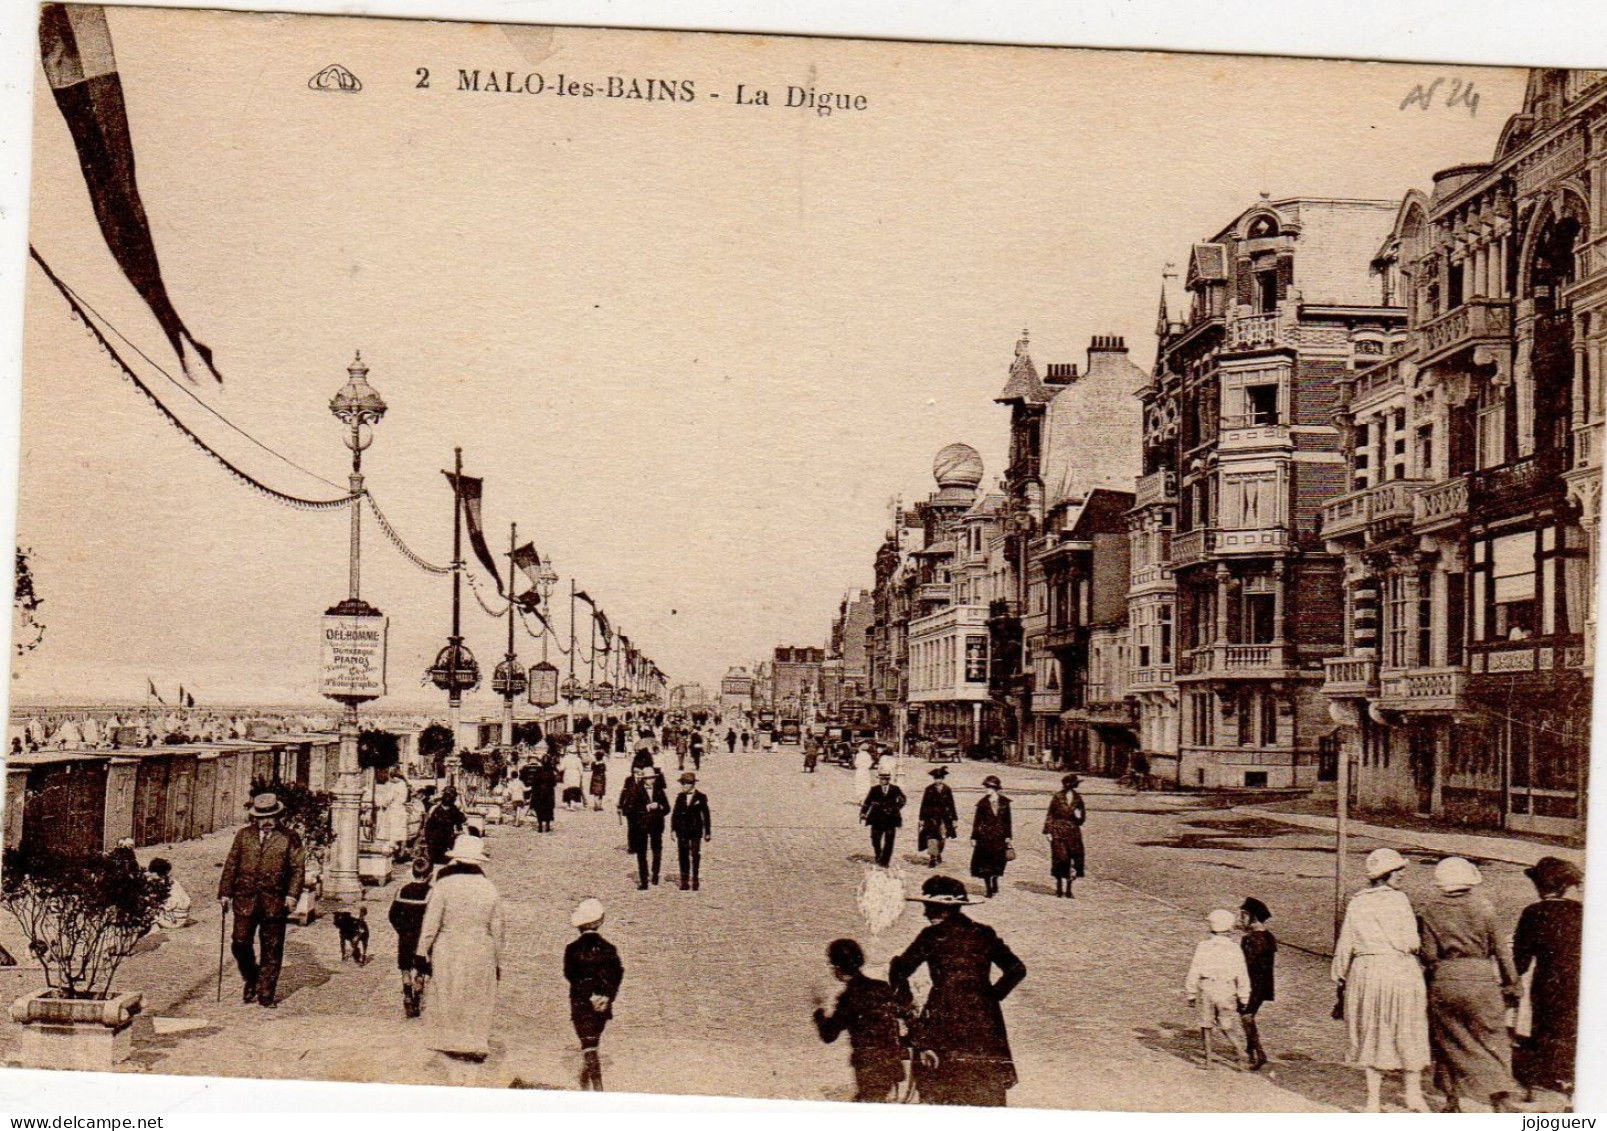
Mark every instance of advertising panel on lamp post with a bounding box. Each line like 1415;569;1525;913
320;612;388;700
529;662;560;708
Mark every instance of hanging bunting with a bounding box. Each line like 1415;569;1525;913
442;470;504;591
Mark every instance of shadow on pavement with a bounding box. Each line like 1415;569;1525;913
1133;1019;1366;1112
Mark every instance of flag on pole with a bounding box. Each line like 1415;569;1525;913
185;689;195;708
146;677;165;705
38;5;221;382
595;609;612;649
442;471;503;592
178;684;185;707
574;590;595;607
510;542;543;609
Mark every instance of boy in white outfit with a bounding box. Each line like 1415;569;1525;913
1186;908;1250;1070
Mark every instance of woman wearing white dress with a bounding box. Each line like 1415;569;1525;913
372;769;411;854
853;744;873;800
1332;847;1431;1112
417;834;505;1063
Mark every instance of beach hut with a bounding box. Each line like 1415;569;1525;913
9;752;110;860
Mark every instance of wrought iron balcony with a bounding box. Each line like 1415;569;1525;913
1467;451;1566;514
1415;298;1512;367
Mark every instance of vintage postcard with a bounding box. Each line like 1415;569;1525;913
1;1;1602;1115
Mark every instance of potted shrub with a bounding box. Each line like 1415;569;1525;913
250;779;333;923
2;848;168;1070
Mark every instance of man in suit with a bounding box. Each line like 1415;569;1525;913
618;756;669;889
859;770;906;868
670;771;713;890
218;792;306;1008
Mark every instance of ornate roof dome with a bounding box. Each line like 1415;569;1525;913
933;443;984;490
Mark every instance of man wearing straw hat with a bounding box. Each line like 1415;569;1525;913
217;792;305;1008
890;875;1026;1106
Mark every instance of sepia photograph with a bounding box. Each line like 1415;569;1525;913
0;0;1603;1117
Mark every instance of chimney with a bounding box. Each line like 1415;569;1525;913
1044;362;1079;386
1088;335;1127;353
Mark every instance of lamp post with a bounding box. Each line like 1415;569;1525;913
492;523;528;750
429;448;479;783
526;558;560;726
324;353;386;903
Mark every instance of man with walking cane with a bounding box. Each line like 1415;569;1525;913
218;792;305;1008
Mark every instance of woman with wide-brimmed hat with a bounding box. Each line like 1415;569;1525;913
969;775;1013;898
1418;857;1520;1111
1512;855;1584;1101
416;833;505;1062
889;875;1026;1106
1332;847;1431;1112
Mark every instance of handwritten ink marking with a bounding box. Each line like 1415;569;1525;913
308;63;362;93
1400;76;1477;116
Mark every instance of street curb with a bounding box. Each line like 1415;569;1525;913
1230;806;1584;869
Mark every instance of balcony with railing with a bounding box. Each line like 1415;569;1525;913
1214;526;1291;555
1219;415;1293;452
1467;450;1566;515
1344;354;1408;410
1178;642;1293;679
1376;666;1467;713
1323;480;1426;541
1170;528;1215;567
1134;469;1177;509
1413;476;1468;529
1224;312;1290;353
1415;298;1512;367
917;582;951;606
1322;656;1378;697
1130;563;1174;591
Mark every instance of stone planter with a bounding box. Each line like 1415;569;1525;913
10;988;142;1071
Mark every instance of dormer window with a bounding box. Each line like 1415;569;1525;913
1248;214;1279;239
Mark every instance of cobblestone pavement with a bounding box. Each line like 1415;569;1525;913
0;748;1567;1112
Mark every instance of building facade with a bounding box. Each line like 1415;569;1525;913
1323;70;1605;837
719;667;754;714
1146;197;1405;789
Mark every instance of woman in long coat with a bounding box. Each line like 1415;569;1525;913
530;757;558;832
1332;848;1431;1112
1512;856;1584;1100
969;775;1013;898
890;875;1026;1106
1041;773;1086;898
588;756;607;812
560;748;585;810
416;834;505;1060
1418;857;1519;1111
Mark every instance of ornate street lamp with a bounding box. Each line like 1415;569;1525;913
527;557;560;711
429;448;479;776
323;353;387;902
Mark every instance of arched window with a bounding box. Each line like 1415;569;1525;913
1247;214;1280;239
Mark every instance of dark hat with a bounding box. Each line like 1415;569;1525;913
679;772;697;784
1062;773;1081;788
246;792;284;818
411;855;434;877
928;767;948;778
632;751;654;770
1240;897;1271;923
907;875;975;906
982;775;1003;790
1525;856;1582;894
826;938;865;973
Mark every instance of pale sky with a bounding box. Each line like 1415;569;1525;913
12;7;1527;707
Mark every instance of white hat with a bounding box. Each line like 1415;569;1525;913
447;833;490;865
570;898;606;929
1365;847;1408;880
1434;857;1482;892
1207;909;1236;933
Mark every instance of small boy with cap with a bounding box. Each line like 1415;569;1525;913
670;771;713;891
1186;909;1252;1070
1237;897;1276;1070
564;898;624;1091
388;855;434;1018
